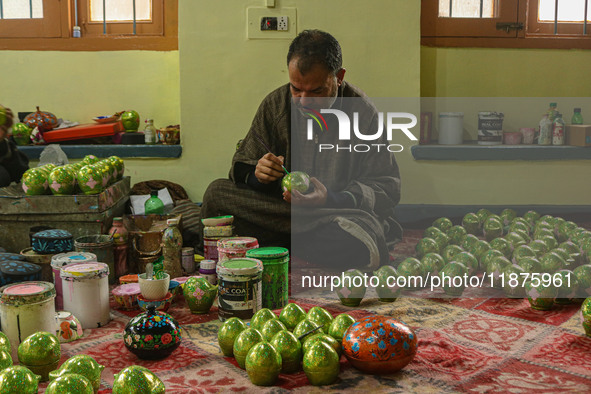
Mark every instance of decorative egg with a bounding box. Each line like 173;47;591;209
261;318;287;342
183;276;217;314
82;155;100;166
49;354;104;393
525;279;558;311
581;297;591;337
112;365;165;394
245;342;282;386
454;252;479;275
396;257;424;291
502;264;526;298
108;156;125;180
233;328;263;369
306;306;333;329
124;306;182;360
335;269;366;306
432;217;453;233
517;257;542;274
21;168;49;196
76;165;104;195
0;349;13;369
421;253;445;276
48;166;76;195
278;303;306;331
270;330;302;373
217;317;246;357
121;110;140;132
17;332;61;381
23;106;58;132
343;316;417;374
374;265;400;302
0;332;11;353
554;269;578;304
446;225;467;245
250;308;277;332
11;122;32;146
303;341;340;386
439;262;468;296
415;238;439;259
540;251;566;273
328;313;356;342
574;265;591;298
0;365;41;394
302;333;342;357
293;319;323;341
45;373;93;394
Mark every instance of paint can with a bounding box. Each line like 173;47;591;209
204;237;221;262
216;257;263;322
61;262;110;329
0;281;56;359
478;112;504;145
217;237;259;262
51;252;97;310
203;225;234;238
181;247;196;274
74;235;115;284
246;247;289;310
438;112;464;145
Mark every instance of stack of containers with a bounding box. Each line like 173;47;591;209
50;252;97;310
202;215;235;262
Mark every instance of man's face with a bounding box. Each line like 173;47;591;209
288;58;344;111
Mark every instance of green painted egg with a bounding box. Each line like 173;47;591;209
270;330;302;373
502;264;526;298
480;249;505;271
415;237;439;259
0;350;12;370
245;342;282;386
77;165;104;195
489;237;513;259
374;265;400;302
453;251;478;275
293;319;323;342
48;166;76;195
540;251;566;273
112;365;165;394
517;256;542;274
462;213;480;235
217;317;246;357
302;333;342;357
439;262;468;296
442;244;464;264
302;341;340;386
334;269;366;307
554;269;578;304
582;297;591;337
17;332;60;380
306;306;333;330
446;225;467;245
250;308;277;332
108;156;125;180
0;332;11;353
233;328;264;369
45;373;93;394
470;240;491;263
0;365;41;394
423;226;443;240
281;171;310;194
512;245;536;264
261;318;287;342
278;303;307;331
49;354;105;392
483;217;503;241
525;278;558;311
432;217;453;233
328;313;356;342
574;265;591;298
82;155;100;165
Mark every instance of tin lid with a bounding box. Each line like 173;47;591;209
33;229;73;240
112;283;141;296
0;253;25;263
246;247;289;259
217;258;263;276
439;112;463;117
51;252;97;269
181;247;195;256
61;262;109;279
201;215;234;227
200;260;216;270
217;237;259;251
0;261;42;277
1;282;56;306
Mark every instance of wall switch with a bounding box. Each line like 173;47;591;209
261;17;278;30
278;16;288;31
247;7;296;39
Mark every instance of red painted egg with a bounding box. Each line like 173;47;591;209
342;316;417;374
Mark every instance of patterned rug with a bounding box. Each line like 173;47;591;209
41;229;591;393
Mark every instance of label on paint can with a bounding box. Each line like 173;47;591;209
478;112;504;145
216;258;263;321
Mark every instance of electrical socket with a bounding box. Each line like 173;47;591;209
278;16;288;31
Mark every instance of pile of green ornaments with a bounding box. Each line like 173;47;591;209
21;154;125;196
0;331;164;393
396;209;591;308
217;304;356;387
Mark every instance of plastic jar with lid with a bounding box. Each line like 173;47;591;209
438;112;464;145
199;260;217;285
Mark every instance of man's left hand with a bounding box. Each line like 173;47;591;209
283;177;327;207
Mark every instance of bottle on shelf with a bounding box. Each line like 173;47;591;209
144;190;164;215
547;102;558;122
162;218;183;279
143;119;156;145
552;113;565;145
538;114;553;146
572;108;584;125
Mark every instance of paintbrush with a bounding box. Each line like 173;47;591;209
251;131;289;175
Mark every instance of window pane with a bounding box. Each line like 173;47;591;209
90;0;151;22
439;0;495;18
2;0;43;19
539;0;588;22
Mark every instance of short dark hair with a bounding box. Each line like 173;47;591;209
287;29;342;75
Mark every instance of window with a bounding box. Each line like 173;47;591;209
0;0;177;51
422;0;591;49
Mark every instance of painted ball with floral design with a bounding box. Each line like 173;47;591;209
76;165;104;195
108;156;125;180
123;306;182;360
21;168;49;196
48;166;76;195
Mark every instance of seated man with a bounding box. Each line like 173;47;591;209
0;105;29;188
202;30;402;270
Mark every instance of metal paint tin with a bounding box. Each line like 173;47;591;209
51;252;97;310
74;235;115;284
199;260;217;285
181;247;196;274
217;237;259;262
246;247;289;310
216;258;263;322
61;262;110;329
204;237;222;262
203;225;234;238
478;112;504;145
0;281;56;359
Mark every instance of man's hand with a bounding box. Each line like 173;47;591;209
283;177;327;207
255;153;285;184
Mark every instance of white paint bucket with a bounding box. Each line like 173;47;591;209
0;281;56;360
438;112;464;145
216;257;263;322
51;252;97;311
61;262;110;329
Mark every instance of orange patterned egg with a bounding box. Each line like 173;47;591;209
342;315;417;374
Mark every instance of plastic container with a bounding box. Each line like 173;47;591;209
61;262;110;329
246;247;289;310
478;112;504;145
181;247;196;274
0;282;56;359
539;114;553;145
503;132;522;145
74;235;115;284
217;237;259;262
520;128;536;144
51;252;97;310
199;260;217;285
438;112;464;145
216;257;263;321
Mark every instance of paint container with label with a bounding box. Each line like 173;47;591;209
203;226;234;238
51;252;97;310
478;112;504;145
199;260;217;285
181;247;196;274
0;281;56;359
216;257;263;322
246;247;289;310
61;262;110;329
217;237;259;262
203;237;222;262
438;112;464;145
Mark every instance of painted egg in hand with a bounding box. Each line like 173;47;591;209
342;316;417;374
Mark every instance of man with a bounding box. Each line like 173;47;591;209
0;105;29;188
202;30;401;270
